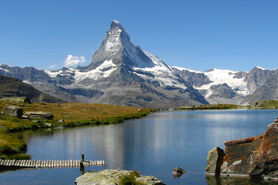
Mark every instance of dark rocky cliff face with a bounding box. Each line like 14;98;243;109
206;117;278;180
245;74;278;104
0;76;64;103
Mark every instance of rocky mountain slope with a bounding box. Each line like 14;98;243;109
0;20;277;107
0;76;64;103
0;21;207;108
173;66;278;104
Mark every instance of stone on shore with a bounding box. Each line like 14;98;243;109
3;105;23;118
75;169;165;185
25;111;54;120
205;147;225;175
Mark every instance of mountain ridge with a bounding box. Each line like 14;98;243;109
0;75;65;103
0;20;277;107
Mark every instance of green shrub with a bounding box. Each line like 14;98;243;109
0;145;14;155
0;153;31;160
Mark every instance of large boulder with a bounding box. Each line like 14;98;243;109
3;105;23;118
25;111;53;120
75;169;165;185
205;147;225;176
206;117;278;180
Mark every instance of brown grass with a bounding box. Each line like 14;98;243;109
0;101;150;123
0;100;152;159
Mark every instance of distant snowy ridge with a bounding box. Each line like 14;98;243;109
197;69;249;97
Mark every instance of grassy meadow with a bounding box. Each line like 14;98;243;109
0;100;151;159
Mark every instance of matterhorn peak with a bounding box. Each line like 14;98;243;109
110;19;121;27
110;20;127;33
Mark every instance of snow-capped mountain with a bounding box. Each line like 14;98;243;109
173;66;278;104
0;20;207;108
0;20;277;107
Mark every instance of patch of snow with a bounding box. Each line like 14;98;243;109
74;59;117;81
112;19;120;24
0;67;10;73
172;66;203;73
143;50;169;68
23;80;31;84
133;51;188;89
255;66;265;70
196;69;249;97
45;70;63;78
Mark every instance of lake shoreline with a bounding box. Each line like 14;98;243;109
0;100;153;160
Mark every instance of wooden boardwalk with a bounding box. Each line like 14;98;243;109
0;159;104;168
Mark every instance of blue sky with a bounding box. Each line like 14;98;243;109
0;0;278;71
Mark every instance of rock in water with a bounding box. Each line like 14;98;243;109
206;117;278;180
173;167;185;178
75;169;165;185
205;147;225;176
3;105;23;118
25;111;54;120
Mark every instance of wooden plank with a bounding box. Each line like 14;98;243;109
38;160;42;168
18;160;22;167
43;160;46;167
28;160;31;167
11;160;15;166
31;160;35;167
14;160;19;166
8;160;11;166
35;160;39;168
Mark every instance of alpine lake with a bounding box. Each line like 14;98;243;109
1;109;278;185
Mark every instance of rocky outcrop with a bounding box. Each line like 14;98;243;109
75;169;165;185
25;111;54;120
206;147;225;176
3;105;23;118
206;117;278;180
0;76;65;103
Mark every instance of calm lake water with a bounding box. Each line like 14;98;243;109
1;110;278;185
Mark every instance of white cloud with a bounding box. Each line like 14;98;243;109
64;55;86;68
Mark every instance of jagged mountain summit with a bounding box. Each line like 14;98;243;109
0;20;207;108
0;20;277;107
